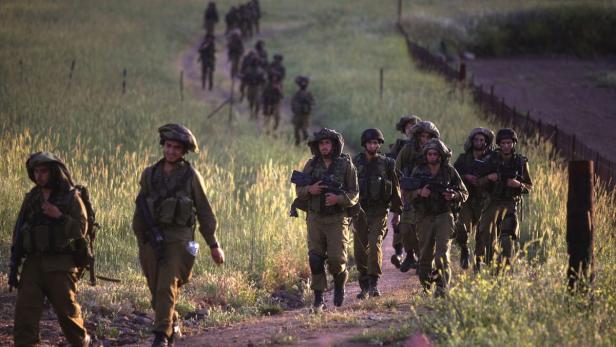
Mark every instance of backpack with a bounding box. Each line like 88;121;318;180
73;185;100;285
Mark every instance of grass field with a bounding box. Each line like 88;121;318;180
1;0;615;345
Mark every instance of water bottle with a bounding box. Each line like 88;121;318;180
186;241;200;256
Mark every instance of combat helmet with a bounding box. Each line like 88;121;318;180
295;75;309;87
495;128;518;145
423;138;452;163
360;128;385;147
158;123;199;153
395;114;422;134
411;120;440;139
26;151;74;185
308;128;345;157
463;127;495;152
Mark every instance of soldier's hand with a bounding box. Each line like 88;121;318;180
308;181;326;195
443;190;455;201
507;178;522;188
391;213;400;227
465;174;478;186
42;201;63;219
324;193;340;206
487;173;499;182
419;186;431;198
211;247;225;265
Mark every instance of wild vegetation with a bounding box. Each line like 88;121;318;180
1;0;615;345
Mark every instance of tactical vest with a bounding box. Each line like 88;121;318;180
144;160;196;228
412;164;458;216
387;138;408;160
21;188;77;255
485;152;528;200
292;91;313;114
305;155;349;215
354;153;394;208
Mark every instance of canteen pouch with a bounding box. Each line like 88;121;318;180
157;197;177;225
174;196;195;226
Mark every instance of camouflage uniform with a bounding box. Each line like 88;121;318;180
255;40;268;68
133;124;219;346
226;29;243;78
203;2;219;36
267;54;286;83
352;129;402;298
452;127;494;269
225;6;239;34
409;139;468;296
11;152;90;347
387;115;421;267
251;0;261;33
197;35;216;91
395;121;440;272
291;76;315;146
261;73;283;130
295;128;359;309
476;129;532;270
241;60;266;118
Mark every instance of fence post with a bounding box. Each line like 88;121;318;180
567;160;594;293
572;135;577;161
538;119;542;137
458;63;466;82
180;70;184;101
554;125;558;149
68;59;76;81
122;69;127;94
379;68;384;100
19;59;24;81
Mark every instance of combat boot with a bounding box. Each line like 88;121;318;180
460;246;470;270
368;275;381;297
333;271;347;307
312;290;324;313
356;276;370;300
390;244;403;268
473;256;482;273
399;252;417;273
167;322;182;347
151;333;169;347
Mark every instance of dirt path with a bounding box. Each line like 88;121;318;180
466;56;616;162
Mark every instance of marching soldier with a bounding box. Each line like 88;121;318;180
203;2;219;36
261;71;284;131
226;29;244;78
197;34;216;91
133;124;224;347
291;76;315;146
267;54;286;83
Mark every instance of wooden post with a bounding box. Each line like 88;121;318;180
180;70;184;101
379;68;384;100
122;69;127;94
554;125;559;149
69;59;76;81
567;160;594;293
538;119;542;137
19;59;24;81
572;135;577;161
458;63;466;82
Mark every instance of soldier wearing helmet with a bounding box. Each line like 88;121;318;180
452;127;495;269
291;76;315;146
294;128;359;311
267;54;286;82
203;2;219;36
409;139;468;297
352;128;402;299
394;120;440;273
255;40;268;68
197;33;216;91
475;128;532;272
11;152;91;346
387;114;422;268
226;28;244;78
133;124;223;347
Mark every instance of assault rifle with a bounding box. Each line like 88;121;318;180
8;206;26;292
136;193;165;259
400;174;455;195
472;159;528;197
289;170;360;217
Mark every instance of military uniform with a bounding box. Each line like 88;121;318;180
395;120;440;272
295;128;359;309
203;2;219;35
197;35;216;91
133;124;220;346
409;140;468;295
226;29;243;78
291;76;315;146
241;62;266;118
352;129;402;298
452;127;494;269
11;152;90;347
255;41;268;69
267;55;286;83
261;74;283;130
476;129;532;269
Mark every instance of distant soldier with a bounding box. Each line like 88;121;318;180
452;127;494;269
251;0;261;33
387;115;421;268
261;72;284;131
409;139;468;297
225;6;239;34
238;4;253;39
10;152;91;347
395;121;440;273
240;57;266;118
255;40;268;68
294;128;359;311
291;76;315;146
197;34;216;91
267;54;286;83
226;29;244;78
476;128;532;272
133;124;224;347
239;50;259;99
353;129;402;299
203;2;219;36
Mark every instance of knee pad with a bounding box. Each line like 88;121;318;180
308;252;325;275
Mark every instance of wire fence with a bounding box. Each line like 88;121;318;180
397;23;615;190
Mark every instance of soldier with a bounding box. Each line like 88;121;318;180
9;152;91;346
295;128;359;311
409;139;468;297
475;128;532;272
255;40;268;68
352;129;402;299
452;128;495;269
251;0;261;34
291;76;315;146
261;72;284;131
133;124;224;347
197;34;216;91
239;4;253;39
225;6;239;34
387;115;421;268
239;50;259;100
203;2;219;36
226;29;244;78
267;54;286;83
395;121;440;273
240;57;266;119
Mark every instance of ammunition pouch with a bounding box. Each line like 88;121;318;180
151;195;195;227
71;237;92;268
22;222;72;255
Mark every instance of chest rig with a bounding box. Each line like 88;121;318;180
305;155;349;215
354;153;393;208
